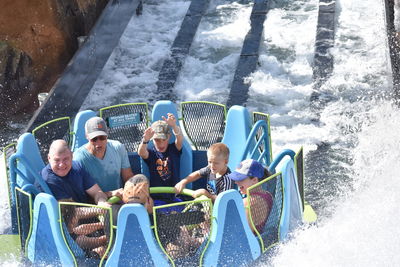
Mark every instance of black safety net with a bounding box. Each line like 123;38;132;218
100;103;148;153
32;117;72;164
154;199;212;266
180;102;226;150
15;188;33;253
248;173;283;251
253;112;270;125
59;203;113;264
295;147;304;210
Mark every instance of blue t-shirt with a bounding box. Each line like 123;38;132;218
41;161;96;203
144;143;182;187
73;140;131;192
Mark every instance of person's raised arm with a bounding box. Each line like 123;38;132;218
138;127;154;159
86;184;110;207
174;171;201;194
163;113;183;151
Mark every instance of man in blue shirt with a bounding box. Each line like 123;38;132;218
42;139;112;205
42;139;119;258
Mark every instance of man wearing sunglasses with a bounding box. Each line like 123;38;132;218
74;117;134;193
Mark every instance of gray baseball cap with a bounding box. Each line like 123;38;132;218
85;117;108;140
151;120;170;140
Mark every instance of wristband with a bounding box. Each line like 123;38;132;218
172;127;181;136
142;139;150;144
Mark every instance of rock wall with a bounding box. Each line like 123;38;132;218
0;0;108;117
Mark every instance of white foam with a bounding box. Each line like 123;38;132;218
269;102;400;266
265;0;394;265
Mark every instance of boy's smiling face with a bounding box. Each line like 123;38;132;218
153;137;170;152
207;152;228;175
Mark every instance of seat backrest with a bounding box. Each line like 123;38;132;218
27;193;75;266
150;100;193;179
106;204;170;266
71;110;96;151
222;105;251;170
15;133;45;183
201;190;261;266
9;133;49;199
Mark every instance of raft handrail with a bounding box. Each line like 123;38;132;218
267;149;296;173
240;120;273;166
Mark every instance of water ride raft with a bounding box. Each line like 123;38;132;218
1;100;317;266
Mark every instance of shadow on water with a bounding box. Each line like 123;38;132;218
304;141;356;218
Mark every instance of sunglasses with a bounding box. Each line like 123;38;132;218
90;136;107;142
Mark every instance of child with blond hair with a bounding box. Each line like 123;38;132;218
174;143;234;201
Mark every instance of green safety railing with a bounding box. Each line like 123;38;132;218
247;172;284;252
59;202;114;267
32;117;73;163
15;187;33;256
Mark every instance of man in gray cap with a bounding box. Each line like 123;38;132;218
74;116;134;192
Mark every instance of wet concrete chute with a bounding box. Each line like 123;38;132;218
25;0;142;133
226;0;270;108
156;0;211;102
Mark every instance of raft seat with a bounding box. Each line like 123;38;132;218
9;133;52;200
201;190;261;266
71;110;97;151
142;101;193;183
27;194;76;266
222;105;252;171
106;204;170;266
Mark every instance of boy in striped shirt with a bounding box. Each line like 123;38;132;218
174;143;234;201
